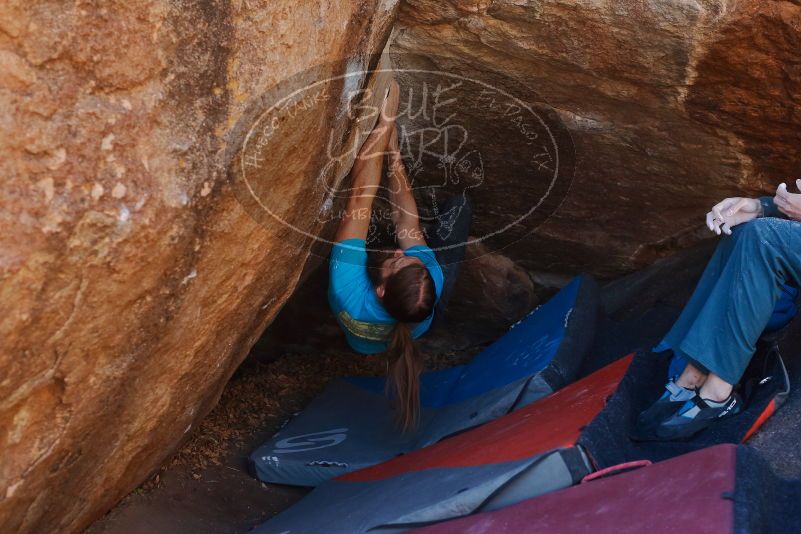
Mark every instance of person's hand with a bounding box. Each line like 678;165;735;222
387;123;401;170
386;125;404;196
773;181;801;221
706;197;761;235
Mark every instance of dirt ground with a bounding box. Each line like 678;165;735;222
87;346;475;534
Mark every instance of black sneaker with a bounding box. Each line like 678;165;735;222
650;393;742;441
629;379;697;441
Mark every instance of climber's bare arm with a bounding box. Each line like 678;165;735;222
387;128;426;249
333;157;380;242
334;82;399;242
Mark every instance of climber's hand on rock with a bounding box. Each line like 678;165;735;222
705;197;761;236
773;181;801;221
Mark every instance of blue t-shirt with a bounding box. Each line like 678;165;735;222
328;238;444;354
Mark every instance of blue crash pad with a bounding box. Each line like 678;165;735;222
249;275;599;487
252;355;631;534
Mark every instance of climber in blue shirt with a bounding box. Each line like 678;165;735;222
328;79;471;431
634;182;801;441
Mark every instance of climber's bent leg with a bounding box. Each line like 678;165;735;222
660;230;740;368
677;218;801;386
424;194;473;322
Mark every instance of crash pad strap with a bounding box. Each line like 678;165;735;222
581;460;652;484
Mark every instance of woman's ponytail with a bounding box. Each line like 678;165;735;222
386;322;424;431
380;262;435;432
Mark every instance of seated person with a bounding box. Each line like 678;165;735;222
634;182;801;441
328;80;470;431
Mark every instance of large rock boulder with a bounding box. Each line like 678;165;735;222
392;0;801;277
4;0;801;530
0;1;398;532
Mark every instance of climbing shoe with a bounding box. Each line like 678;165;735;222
645;393;742;442
630;378;697;441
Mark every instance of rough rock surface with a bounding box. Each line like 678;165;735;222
5;0;801;531
392;0;801;277
442;241;540;344
0;1;398;532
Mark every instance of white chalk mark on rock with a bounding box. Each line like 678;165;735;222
91;183;105;202
111;183;127;199
101;133;115;151
181;269;197;286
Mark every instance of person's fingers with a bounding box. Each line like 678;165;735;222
774;193;790;214
777;199;799;220
722;220;733;235
711;213;724;235
380;80;400;123
388;124;399;151
712;205;726;233
796;179;801;193
708;198;740;233
777;182;789;199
